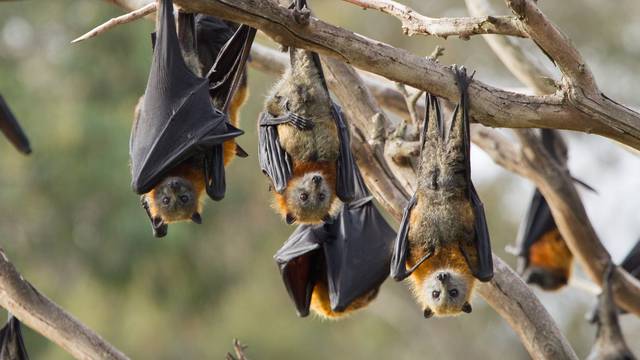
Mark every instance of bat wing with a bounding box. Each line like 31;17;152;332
621;238;640;278
206;25;256;111
332;104;356;203
274;224;325;317
390;195;419;281
0;316;29;360
129;0;242;196
0;95;31;154
323;166;395;312
453;66;494;282
258;112;294;193
194;15;238;74
467;184;494;282
513;189;557;273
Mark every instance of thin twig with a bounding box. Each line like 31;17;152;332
71;2;156;44
341;0;526;39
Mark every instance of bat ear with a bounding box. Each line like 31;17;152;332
286;213;297;225
462;302;472;314
191;212;202;224
423;307;434;319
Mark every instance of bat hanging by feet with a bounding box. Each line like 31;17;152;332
390;67;493;318
258;0;355;226
509;129;595;291
129;0;255;237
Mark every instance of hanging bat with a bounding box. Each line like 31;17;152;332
390;67;493;318
258;45;355;225
130;0;255;237
275;166;395;319
586;264;637;360
0;94;31;155
0;316;29;360
510;129;595;290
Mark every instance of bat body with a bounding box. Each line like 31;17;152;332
587;265;636;360
275;168;395;319
259;48;354;225
512;130;596;290
0;316;29;360
130;0;255;237
391;67;492;318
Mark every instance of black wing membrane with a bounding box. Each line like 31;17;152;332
324;167;394;311
129;0;252;199
0;95;31;155
274;225;324;317
621;238;640;278
0;316;29;360
258;112;293;193
332;104;356;203
453;67;493;282
513;189;557;272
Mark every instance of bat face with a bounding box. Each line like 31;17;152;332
278;171;335;224
420;270;473;317
148;176;202;224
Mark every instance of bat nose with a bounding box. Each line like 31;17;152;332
312;175;322;185
437;273;449;282
170;180;180;190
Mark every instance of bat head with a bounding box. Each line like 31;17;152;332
523;267;568;291
421;270;474;317
149;176;202;224
280;170;335;224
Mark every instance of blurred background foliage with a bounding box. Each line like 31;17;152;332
0;0;638;359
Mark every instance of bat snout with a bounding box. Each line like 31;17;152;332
169;180;181;191
312;175;322;185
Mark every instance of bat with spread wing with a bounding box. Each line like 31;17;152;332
130;0;255;237
390;67;493;318
0;316;29;360
274;166;395;319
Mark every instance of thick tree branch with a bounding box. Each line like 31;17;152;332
341;0;526;39
0;249;128;360
163;0;640;151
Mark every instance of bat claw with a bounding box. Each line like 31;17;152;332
292;7;311;25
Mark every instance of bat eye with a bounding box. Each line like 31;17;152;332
318;193;326;201
162;197;170;205
432;290;440;299
299;193;308;201
179;195;189;203
449;289;459;298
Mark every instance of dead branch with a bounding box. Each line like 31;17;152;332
0;249;129;360
72;2;156;44
160;0;640;151
341;0;526;39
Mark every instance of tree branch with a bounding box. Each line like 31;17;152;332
0;249;128;360
467;0;640;316
72;2;156;44
166;0;640;151
341;0;527;39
